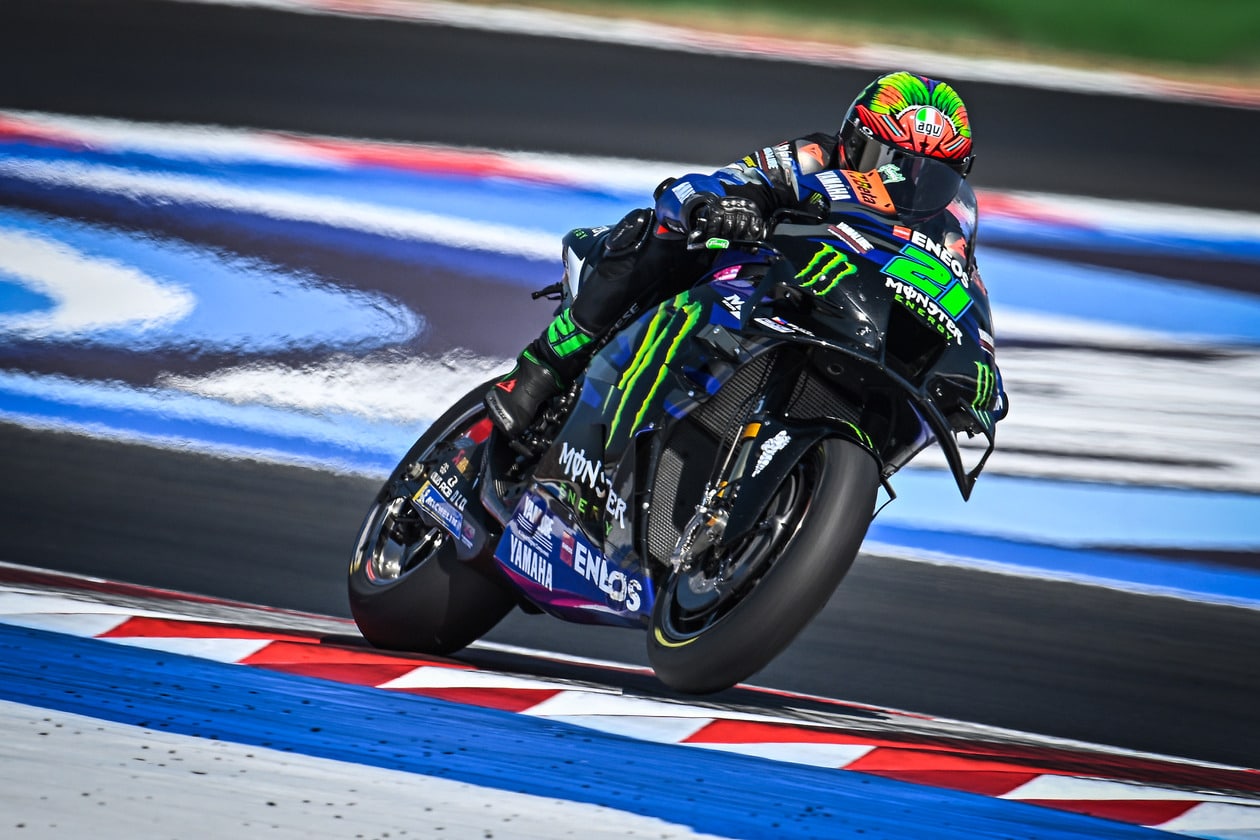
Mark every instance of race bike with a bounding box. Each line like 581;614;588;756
348;167;1003;694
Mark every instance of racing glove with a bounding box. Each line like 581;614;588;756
685;195;766;245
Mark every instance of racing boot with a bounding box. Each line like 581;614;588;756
485;309;596;437
487;208;658;437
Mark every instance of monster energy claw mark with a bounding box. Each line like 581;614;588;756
843;421;874;450
796;243;856;296
973;361;994;410
606;295;704;443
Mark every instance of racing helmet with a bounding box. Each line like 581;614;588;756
839;71;975;218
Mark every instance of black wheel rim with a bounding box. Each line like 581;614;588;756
657;448;819;643
355;496;451;584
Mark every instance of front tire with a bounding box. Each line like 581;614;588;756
647;437;878;694
348;379;515;655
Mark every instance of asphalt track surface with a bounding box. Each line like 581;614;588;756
5;0;1260;211
2;0;1260;770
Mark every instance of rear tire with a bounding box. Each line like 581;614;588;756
647;437;878;694
348;379;515;654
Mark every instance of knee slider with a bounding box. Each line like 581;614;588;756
604;208;654;258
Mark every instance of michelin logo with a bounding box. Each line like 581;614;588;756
419;484;462;535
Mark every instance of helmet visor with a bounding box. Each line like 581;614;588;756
845;129;967;218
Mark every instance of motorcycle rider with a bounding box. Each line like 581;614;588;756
485;70;1006;436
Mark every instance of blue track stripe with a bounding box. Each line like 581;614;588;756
870;525;1260;608
1;140;641;228
983;215;1260;261
0;178;559;291
981;247;1260;343
880;469;1260;551
0;624;1168;839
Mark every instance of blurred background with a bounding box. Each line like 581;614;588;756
523;0;1260;73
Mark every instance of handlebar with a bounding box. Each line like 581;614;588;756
684;206;827;253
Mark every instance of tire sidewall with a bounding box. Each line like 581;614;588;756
347;377;515;653
648;437;878;693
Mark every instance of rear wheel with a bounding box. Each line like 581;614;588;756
348;379;515;654
647;437;878;694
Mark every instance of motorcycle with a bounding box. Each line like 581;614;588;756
348;167;1002;694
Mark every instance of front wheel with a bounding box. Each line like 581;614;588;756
348;378;516;655
647;437;878;694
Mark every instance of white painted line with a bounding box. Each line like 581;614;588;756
690;741;878;769
379;664;577;690
542;714;715;743
862;542;1260;614
160;353;513;425
1003;774;1260;806
522;690;727;719
103;636;276;662
0;158;559;261
1155;801;1260;834
0;229;194;338
0;613;134;638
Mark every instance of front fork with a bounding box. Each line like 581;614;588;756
667;417;765;572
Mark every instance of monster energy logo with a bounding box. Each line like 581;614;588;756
973;361;995;411
795;243;856;296
605;295;704;444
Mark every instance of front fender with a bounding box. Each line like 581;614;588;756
722;418;879;547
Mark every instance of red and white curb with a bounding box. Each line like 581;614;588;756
2;572;1258;839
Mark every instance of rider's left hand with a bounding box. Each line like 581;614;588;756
686;195;766;244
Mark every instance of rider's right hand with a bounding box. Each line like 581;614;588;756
686;195;766;244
